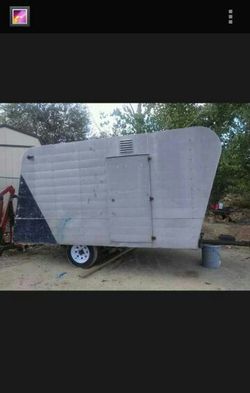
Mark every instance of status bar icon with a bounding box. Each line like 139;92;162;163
10;6;30;27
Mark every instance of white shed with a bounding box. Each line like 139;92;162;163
0;125;40;193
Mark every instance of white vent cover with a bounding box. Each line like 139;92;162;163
120;139;134;154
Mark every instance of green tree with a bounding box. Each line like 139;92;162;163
111;103;250;204
147;103;201;130
0;103;90;144
112;104;159;135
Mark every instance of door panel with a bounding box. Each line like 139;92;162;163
106;155;152;243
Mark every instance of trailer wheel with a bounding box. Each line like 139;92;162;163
66;245;98;268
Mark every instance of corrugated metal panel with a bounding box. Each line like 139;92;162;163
15;127;221;248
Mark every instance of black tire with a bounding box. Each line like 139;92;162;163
66;245;98;268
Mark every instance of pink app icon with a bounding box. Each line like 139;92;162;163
10;7;30;26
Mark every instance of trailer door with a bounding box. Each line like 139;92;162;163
106;155;153;243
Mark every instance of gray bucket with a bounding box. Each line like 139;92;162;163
201;244;221;269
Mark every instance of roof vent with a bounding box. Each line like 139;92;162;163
120;139;133;154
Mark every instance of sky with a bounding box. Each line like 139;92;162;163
86;103;137;135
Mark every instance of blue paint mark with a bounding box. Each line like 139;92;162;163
63;218;71;226
57;217;71;243
56;272;67;279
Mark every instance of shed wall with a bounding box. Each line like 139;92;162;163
0;126;40;192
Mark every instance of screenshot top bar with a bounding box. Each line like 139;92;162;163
0;4;248;33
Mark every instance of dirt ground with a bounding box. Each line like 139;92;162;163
0;220;249;291
202;219;250;242
0;241;249;291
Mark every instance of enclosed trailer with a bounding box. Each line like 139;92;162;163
14;127;221;267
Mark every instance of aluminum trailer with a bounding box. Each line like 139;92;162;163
14;127;221;267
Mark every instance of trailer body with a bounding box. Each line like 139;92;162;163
14;127;221;249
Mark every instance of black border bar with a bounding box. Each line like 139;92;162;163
0;3;248;33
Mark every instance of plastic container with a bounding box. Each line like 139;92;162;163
201;244;221;268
